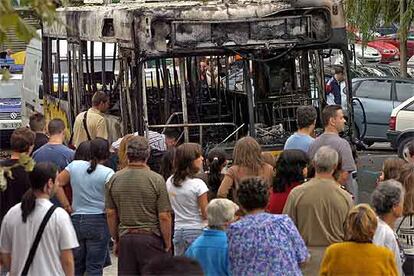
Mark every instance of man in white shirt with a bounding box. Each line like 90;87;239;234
0;162;79;276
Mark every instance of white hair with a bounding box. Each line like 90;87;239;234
207;199;239;229
313;146;339;173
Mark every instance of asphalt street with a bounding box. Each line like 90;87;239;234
357;142;397;203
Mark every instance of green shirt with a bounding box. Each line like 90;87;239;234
105;165;172;236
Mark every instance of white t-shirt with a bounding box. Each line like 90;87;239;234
373;217;403;275
0;199;79;276
166;176;208;230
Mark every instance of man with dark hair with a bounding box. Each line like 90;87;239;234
308;105;357;198
284;106;317;152
72;91;110;148
105;136;172;275
29;113;48;153
32;119;74;209
326;66;344;105
0;128;35;224
33;119;74;171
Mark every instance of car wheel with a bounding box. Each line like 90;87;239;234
398;136;414;159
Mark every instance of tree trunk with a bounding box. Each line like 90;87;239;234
400;0;408;78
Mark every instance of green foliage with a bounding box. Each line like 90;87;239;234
0;0;61;45
345;0;414;41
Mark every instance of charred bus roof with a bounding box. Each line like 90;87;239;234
44;0;347;57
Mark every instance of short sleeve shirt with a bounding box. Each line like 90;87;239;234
308;133;356;173
0;199;79;276
72;108;108;148
284;133;314;153
228;213;308;275
105;166;171;235
66;160;114;215
308;133;356;190
33;144;74;171
166;176;209;230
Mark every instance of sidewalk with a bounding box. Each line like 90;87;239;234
103;255;118;276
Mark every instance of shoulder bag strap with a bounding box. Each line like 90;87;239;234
21;205;57;276
396;215;408;234
83;111;92;141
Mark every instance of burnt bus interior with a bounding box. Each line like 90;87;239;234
42;2;352;150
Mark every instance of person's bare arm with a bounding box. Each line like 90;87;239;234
198;193;208;220
57;170;70;187
159;211;172;253
106;208;119;242
56;170;72;212
0;253;11;271
217;175;234;198
106;208;120;256
60;249;74;276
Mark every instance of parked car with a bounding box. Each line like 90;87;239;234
376;35;414;59
352;77;414;145
387;95;414;157
367;41;399;63
354;43;381;63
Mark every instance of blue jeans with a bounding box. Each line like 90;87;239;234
71;214;110;276
173;228;203;256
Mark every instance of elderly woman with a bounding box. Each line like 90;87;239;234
227;177;308;275
320;204;398;275
372;180;405;275
185;198;239;276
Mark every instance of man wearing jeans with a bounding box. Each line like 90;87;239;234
105;136;172;275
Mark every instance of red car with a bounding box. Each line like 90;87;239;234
367;40;399;63
375;35;414;59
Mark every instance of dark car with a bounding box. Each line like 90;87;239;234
352;77;414;145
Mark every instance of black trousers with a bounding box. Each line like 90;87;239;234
118;233;167;276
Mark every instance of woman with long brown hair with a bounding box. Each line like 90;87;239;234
166;143;209;256
217;136;273;201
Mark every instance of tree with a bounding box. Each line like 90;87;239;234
345;0;414;77
0;0;60;45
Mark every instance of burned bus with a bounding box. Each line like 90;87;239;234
37;0;353;153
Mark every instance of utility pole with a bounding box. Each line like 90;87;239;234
400;0;408;78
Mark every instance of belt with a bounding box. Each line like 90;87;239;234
125;228;153;235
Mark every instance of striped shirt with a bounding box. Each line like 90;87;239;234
111;131;166;151
105;164;172;236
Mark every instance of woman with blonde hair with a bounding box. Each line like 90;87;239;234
117;134;134;170
320;204;398;275
217;136;273;201
166;143;209;256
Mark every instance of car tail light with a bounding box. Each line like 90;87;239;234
389;116;396;131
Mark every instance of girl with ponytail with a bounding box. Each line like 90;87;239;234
57;137;115;275
21;162;58;222
198;149;227;200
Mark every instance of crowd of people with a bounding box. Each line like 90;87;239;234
1;91;414;275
